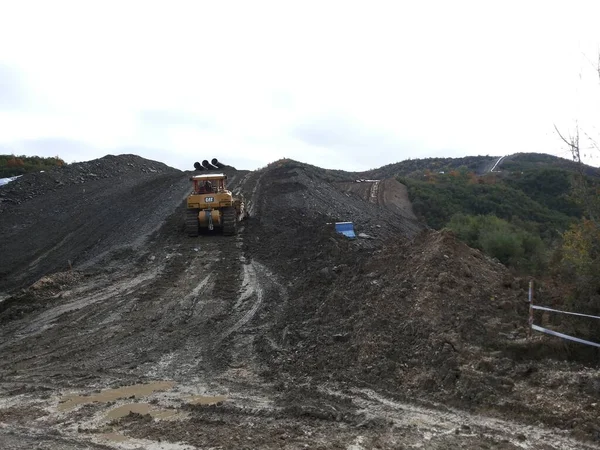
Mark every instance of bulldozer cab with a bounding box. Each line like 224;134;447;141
191;174;227;194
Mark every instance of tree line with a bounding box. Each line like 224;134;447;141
0;154;66;178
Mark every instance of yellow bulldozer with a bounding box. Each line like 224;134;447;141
185;172;244;236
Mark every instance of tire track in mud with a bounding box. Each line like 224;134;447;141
368;179;380;204
207;251;288;384
235;169;266;218
13;266;164;341
179;274;213;320
136;172;282;382
218;260;264;343
132;236;237;379
343;388;598;450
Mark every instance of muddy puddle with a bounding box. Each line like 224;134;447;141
106;402;179;420
59;381;176;411
187;394;227;405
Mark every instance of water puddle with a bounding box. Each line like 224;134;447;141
187;395;227;405
59;381;176;411
106;402;178;420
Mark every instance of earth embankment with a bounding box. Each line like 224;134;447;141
0;156;598;449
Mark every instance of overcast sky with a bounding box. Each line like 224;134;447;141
1;1;599;171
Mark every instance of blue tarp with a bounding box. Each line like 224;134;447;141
335;222;356;238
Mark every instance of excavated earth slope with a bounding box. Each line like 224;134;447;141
0;155;187;292
0;156;598;449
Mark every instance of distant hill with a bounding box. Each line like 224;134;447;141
500;153;600;177
360;155;499;179
388;153;598;236
353;152;599;273
360;152;600;180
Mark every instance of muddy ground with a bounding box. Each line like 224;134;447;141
0;156;598;449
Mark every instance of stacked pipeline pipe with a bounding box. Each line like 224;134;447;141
193;158;226;171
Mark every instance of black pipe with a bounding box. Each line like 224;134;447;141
211;158;225;169
202;160;219;170
194;162;206;171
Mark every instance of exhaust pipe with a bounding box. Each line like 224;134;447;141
211;158;225;169
194;161;206;171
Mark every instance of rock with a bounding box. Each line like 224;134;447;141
332;333;350;342
332;264;347;272
463;265;472;277
319;267;332;277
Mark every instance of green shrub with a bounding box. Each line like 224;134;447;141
479;227;524;266
446;213;547;273
401;174;574;238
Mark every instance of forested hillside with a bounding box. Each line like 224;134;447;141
387;153;599;275
0;154;65;178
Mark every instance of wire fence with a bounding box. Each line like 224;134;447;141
528;279;600;348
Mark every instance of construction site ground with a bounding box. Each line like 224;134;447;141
0;156;598;449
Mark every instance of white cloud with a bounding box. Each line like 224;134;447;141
0;0;599;170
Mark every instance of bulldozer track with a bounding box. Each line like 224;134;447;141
185;209;199;236
222;206;236;236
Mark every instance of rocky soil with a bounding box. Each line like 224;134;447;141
0;156;598;449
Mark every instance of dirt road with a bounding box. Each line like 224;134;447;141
0;157;598;449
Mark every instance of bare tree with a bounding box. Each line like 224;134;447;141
554;124;598;225
554;56;600;226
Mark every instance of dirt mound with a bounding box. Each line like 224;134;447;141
240;160;422;242
0;270;83;324
335;178;418;221
0;154;190;293
279;230;525;394
0;154;175;210
249;224;526;398
240;160;600;435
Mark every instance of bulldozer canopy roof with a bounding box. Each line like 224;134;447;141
191;173;226;180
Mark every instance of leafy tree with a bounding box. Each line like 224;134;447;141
505;169;583;217
562;219;600;277
400;173;574;237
